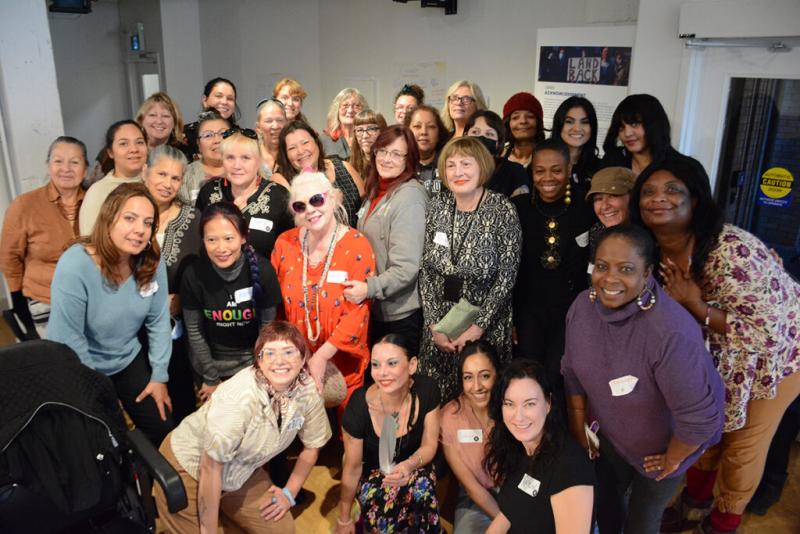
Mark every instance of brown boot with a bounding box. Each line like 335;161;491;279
660;488;713;533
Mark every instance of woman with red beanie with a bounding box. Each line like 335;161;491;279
502;92;545;168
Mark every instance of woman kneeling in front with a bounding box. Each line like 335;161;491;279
154;321;331;533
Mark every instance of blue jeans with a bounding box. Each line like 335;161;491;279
595;435;682;534
453;486;495;534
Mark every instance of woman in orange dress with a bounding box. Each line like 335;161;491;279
271;171;375;413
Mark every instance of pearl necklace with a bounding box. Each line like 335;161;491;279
301;223;339;342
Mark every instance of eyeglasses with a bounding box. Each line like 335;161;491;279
449;95;476;105
259;347;302;361
375;148;407;161
291;192;328;213
222;127;258;140
354;126;381;137
198;129;227;141
341;103;363;111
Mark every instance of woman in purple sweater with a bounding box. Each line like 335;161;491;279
562;224;725;534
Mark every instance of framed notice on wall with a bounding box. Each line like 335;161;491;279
534;26;636;153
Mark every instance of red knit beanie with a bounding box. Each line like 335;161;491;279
503;92;544;123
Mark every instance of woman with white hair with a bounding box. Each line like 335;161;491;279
255;98;288;178
321;88;369;161
271;172;376;413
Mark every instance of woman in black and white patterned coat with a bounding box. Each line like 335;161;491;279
419;137;521;402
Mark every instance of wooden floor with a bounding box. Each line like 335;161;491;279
1;322;797;532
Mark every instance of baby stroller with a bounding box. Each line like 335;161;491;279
0;340;187;533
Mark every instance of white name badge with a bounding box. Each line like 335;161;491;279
575;230;590;248
433;231;450;248
286;415;305;431
609;375;639;397
457;428;483;443
518;473;541;497
356;206;366;220
139;280;159;298
249;217;274;233
326;270;349;284
234;287;253;303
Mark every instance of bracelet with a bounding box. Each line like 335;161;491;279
337;517;354;526
281;487;296;507
704;304;712;327
414;453;423;467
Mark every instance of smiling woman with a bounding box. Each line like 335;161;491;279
49;183;174;446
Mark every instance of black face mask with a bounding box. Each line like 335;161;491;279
474;135;498;156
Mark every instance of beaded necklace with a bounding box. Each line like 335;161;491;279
301;223;339;342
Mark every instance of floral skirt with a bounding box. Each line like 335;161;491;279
358;466;442;533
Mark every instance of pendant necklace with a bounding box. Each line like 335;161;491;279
301;223;339;342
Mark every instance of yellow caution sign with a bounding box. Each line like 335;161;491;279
757;167;794;208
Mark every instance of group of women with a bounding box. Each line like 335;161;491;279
1;74;798;534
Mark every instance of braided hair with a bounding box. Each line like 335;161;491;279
200;202;263;303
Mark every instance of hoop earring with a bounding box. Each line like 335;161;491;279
588;287;597;302
636;285;656;311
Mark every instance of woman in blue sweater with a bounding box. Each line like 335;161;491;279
49;182;173;445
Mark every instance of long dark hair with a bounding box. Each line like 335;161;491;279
404;105;451;154
484;360;564;486
550;96;599;180
629;153;723;280
365;125;420;199
203;77;240;123
97;120;148;175
200;202;263;302
277;120;326;181
602;94;671;166
451;340;501;409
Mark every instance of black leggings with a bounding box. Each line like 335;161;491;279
109;347;175;445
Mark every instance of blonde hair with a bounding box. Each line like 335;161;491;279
437;136;496;189
135;92;185;143
289;172;348;225
326;88;369;138
441;80;487;132
220;131;261;159
273;78;308;100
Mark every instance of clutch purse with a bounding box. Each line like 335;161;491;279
433;298;480;340
322;361;347;408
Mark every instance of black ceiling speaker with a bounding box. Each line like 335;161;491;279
421;0;457;15
49;0;92;15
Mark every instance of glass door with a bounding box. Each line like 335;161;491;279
715;77;800;280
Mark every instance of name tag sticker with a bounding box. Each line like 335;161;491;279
326;270;349;284
434;231;450;248
575;231;590;248
249;217;274;233
457;429;483;443
139;280;158;298
609;375;639;397
234;287;253;303
286;416;305;431
518;473;541;497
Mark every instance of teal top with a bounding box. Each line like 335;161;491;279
48;244;171;382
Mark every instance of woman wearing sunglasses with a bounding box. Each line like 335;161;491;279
342;125;427;353
180;202;281;403
272;172;376;413
274;121;364;228
195;128;293;259
255;98;288;179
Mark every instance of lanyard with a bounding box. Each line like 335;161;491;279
449;188;485;267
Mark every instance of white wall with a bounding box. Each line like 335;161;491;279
317;0;639;125
160;0;205;121
0;1;64;195
49;0;129;162
197;0;323;130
